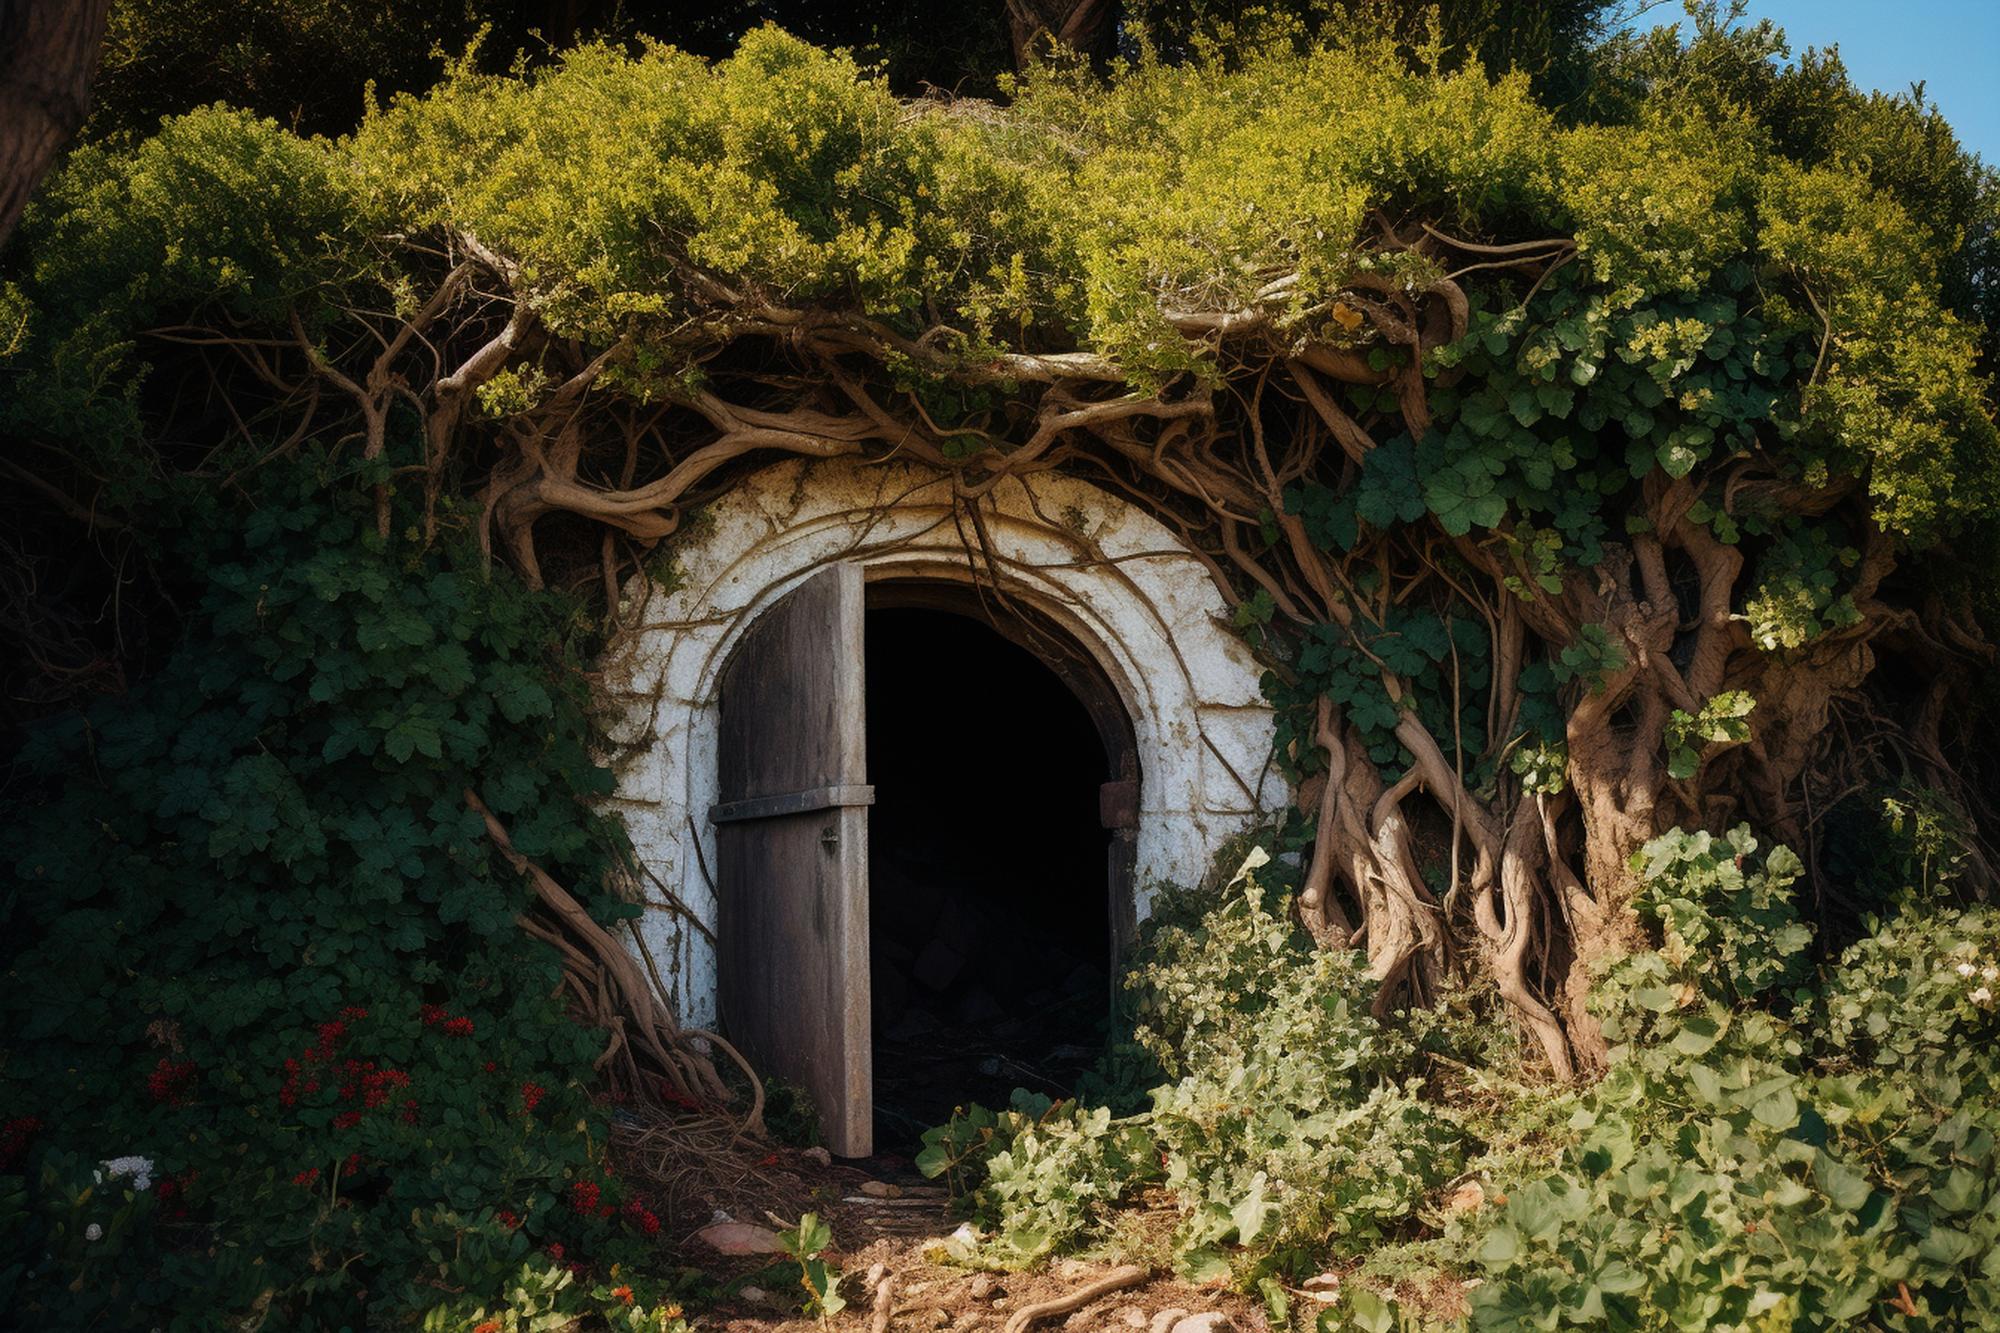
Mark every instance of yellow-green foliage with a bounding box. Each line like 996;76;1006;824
11;24;1998;539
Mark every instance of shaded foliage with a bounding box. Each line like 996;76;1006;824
0;467;685;1327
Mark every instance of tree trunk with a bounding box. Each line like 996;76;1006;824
1005;0;1118;69
0;0;110;247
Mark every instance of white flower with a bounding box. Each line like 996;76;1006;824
84;1224;103;1241
1984;966;1998;983
1972;986;1995;1006
100;1155;155;1192
1955;962;1978;978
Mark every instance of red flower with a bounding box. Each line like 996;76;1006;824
343;1152;362;1176
483;1060;497;1073
519;1081;545;1113
155;1171;193;1221
544;1241;565;1260
420;1003;448;1027
346;1064;411;1108
311;1020;348;1062
339;1006;369;1023
333;1110;362;1129
496;1208;521;1231
0;1116;42;1171
568;1180;601;1213
623;1199;661;1235
147;1058;198;1105
400;1097;419;1124
292;1167;320;1188
442;1016;475;1038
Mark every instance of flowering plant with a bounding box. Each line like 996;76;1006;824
0;486;678;1328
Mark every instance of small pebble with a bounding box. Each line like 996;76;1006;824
968;1274;1000;1301
1149;1309;1189;1333
696;1220;786;1255
1445;1180;1486;1213
802;1146;833;1167
1118;1306;1149;1327
861;1179;903;1198
1169;1314;1238;1333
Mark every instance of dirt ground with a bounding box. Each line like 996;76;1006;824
629;1127;1265;1333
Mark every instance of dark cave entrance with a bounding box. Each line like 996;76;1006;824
863;583;1136;1148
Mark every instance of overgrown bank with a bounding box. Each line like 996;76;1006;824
922;827;2000;1329
0;473;695;1329
1;3;1998;1327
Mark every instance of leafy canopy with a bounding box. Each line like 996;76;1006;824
15;21;1994;551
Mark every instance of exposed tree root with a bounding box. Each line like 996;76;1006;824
1001;1265;1148;1333
466;788;765;1129
121;208;1985;1087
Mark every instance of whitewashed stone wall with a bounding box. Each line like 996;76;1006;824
598;457;1286;1026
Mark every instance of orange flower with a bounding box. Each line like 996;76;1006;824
473;1322;500;1333
612;1284;635;1305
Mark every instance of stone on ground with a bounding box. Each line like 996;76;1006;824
1169;1314;1238;1333
695;1220;786;1255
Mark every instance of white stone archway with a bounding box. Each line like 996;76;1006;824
599;457;1286;1026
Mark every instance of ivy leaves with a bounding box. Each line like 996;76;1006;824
1353;436;1428;531
1664;691;1756;780
1285;437;1427;554
1412;277;1803;557
0;474;629;1325
1423;463;1508;538
1473;831;2000;1330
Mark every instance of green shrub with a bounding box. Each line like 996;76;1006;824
1136;851;1459;1279
924;827;2000;1330
1468;827;2000;1331
0;466;683;1328
923;849;1459;1283
920;1092;1159;1267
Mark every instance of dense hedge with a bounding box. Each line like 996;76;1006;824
0;469;686;1328
924;828;2000;1330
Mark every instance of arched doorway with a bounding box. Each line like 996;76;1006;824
863;581;1138;1144
598;457;1286;1153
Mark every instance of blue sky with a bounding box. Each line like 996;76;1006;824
1632;0;2000;162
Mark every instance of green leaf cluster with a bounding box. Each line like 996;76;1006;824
1663;690;1756;781
0;466;672;1328
1469;828;2000;1329
921;850;1459;1282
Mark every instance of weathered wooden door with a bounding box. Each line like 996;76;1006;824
711;563;874;1158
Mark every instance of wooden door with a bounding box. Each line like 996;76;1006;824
712;563;874;1158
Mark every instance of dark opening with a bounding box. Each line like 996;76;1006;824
864;603;1114;1147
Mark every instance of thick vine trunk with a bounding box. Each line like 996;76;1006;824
134;208;1979;1096
0;0;110;246
1005;0;1117;67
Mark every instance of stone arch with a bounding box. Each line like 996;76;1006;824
599;457;1285;1026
